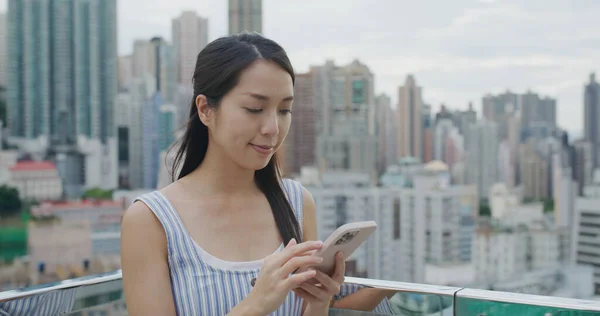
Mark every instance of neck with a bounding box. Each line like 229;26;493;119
184;142;257;195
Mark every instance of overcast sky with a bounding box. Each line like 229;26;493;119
2;0;598;136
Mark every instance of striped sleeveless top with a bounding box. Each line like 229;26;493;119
134;178;305;316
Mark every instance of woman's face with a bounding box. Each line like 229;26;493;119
198;59;294;171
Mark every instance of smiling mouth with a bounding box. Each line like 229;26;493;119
250;144;274;155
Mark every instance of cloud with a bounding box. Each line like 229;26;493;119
3;0;597;134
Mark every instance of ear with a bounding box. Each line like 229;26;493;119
196;95;213;126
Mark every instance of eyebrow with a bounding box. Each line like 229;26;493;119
246;92;294;102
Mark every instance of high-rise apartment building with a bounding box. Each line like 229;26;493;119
7;0;118;196
584;73;600;169
132;37;176;102
482;91;519;141
433;118;463;168
572;139;594;196
314;60;377;180
284;72;317;175
452;102;477;136
376;94;396;174
397;75;423;160
519;139;549;200
421;104;432;164
118;55;133;90
302;163;477;283
572;171;600;294
228;0;262;35
0;13;6;87
465;121;499;199
7;0;117;143
172;11;208;84
521;90;557;129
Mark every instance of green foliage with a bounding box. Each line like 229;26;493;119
542;198;554;213
0;226;27;263
0;186;23;218
479;203;491;217
523;197;554;213
82;188;113;200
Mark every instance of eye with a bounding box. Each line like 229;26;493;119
279;109;292;115
244;107;262;114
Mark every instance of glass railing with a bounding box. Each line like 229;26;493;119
1;270;599;315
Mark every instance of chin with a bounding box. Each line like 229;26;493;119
240;157;272;171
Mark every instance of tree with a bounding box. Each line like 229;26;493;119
0;186;23;218
82;188;113;200
543;198;554;213
479;203;491;217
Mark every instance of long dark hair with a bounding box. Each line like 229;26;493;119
171;33;303;244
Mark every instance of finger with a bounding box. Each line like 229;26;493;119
276;240;323;265
332;252;346;282
280;255;323;276
299;282;330;300
312;270;340;294
284;238;297;249
285;270;317;289
292;288;316;302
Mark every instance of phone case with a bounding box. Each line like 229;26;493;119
310;221;377;275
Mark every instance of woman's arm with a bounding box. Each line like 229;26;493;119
331;288;396;311
300;187;394;313
121;202;177;316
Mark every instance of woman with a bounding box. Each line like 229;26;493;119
120;33;392;316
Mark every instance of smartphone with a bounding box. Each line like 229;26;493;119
308;221;377;275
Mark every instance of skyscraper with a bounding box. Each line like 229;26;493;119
584;73;600;169
397;75;423;160
7;0;117;143
172;11;208;84
7;0;118;196
375;94;396;174
118;55;133;90
521;90;557;129
482;91;518;141
228;0;262;35
315;60;377;180
0;13;6;87
284;71;317;175
466;121;499;199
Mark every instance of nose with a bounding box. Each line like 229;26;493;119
260;111;279;136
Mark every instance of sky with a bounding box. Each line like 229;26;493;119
2;0;598;136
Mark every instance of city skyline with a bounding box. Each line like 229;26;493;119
1;0;598;136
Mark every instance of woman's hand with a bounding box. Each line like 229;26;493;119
234;238;324;315
293;252;346;314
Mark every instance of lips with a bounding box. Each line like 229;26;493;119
250;144;274;155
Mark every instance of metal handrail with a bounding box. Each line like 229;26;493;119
0;270;123;303
1;270;599;312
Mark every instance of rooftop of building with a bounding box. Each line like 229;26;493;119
32;200;125;213
9;161;57;172
423;160;449;172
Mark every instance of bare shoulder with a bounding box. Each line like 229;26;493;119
121;199;175;315
301;186;315;211
121;200;167;252
122;201;161;232
300;185;318;241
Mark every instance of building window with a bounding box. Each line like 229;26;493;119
335;196;347;228
393;198;401;240
352;79;365;104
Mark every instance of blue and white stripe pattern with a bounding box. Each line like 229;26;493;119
135;178;392;315
134;178;305;316
0;288;77;316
